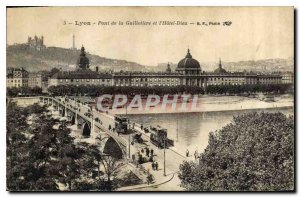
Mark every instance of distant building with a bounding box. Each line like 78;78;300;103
281;72;294;84
49;70;112;87
27;35;46;51
28;73;42;88
6;68;29;88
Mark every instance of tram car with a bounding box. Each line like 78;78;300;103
149;126;174;148
114;115;129;133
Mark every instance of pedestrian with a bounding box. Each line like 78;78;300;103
155;162;159;170
146;148;150;157
186;149;189;157
141;124;143;130
194;150;198;160
141;148;144;154
151;162;155;170
149;155;153;162
150;149;154;156
138;154;143;164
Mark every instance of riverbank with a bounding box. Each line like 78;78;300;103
109;95;294;115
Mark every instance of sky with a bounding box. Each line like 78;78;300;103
7;7;294;66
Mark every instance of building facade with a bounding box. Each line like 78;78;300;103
48;47;283;89
6;68;29;88
28;73;43;88
281;72;294;84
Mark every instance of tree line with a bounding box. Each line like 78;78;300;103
47;84;292;97
206;83;292;95
7;86;42;97
178;112;294;191
6;102;131;191
6;83;292;98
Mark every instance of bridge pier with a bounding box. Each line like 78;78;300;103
75;111;78;125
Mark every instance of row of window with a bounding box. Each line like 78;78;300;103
7;79;28;83
59;79;111;83
208;77;245;81
115;83;178;87
115;78;179;82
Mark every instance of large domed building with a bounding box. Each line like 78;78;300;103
47;46;283;89
176;49;201;75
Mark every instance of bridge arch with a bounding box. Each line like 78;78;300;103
103;137;124;159
71;115;76;125
82;122;91;137
61;107;65;117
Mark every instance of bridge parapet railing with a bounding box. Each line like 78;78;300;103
42;97;128;148
94;121;128;147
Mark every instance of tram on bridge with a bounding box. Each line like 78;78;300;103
114;115;129;133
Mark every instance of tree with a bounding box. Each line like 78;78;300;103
179;112;294;191
100;155;124;190
6;102;60;191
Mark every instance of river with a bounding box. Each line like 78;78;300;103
126;107;294;156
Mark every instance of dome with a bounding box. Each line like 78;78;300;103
214;67;227;74
77;45;90;70
214;59;227;74
177;49;201;70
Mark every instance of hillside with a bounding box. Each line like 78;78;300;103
7;44;294;73
155;58;294;73
6;44;148;72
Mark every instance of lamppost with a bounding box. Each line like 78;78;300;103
75;99;78;125
163;135;166;176
176;116;179;142
128;134;131;160
91;107;95;135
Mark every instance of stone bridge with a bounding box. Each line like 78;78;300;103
39;96;128;159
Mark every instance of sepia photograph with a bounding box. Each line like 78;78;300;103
6;6;294;192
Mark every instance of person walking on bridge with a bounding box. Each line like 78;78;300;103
186;149;189;157
150;149;154;156
146;148;150;157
